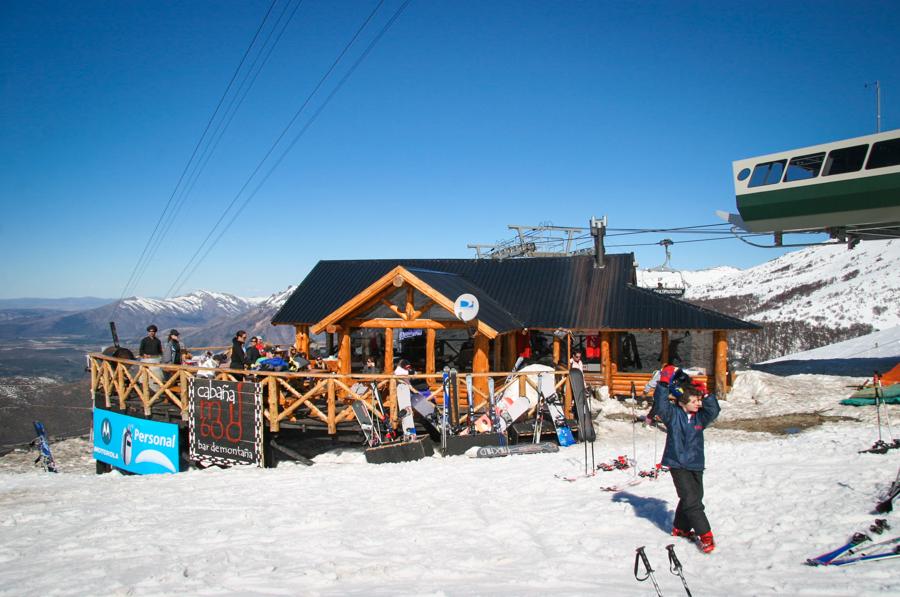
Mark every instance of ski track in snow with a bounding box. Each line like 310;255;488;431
1;377;900;596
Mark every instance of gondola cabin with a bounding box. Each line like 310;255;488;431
733;129;900;235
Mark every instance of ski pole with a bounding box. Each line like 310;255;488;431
534;373;544;444
875;372;897;445
666;544;692;597
487;376;499;434
630;382;638;479
465;374;475;433
441;367;450;454
634;546;663;596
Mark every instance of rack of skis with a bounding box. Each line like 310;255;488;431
350;363;595;461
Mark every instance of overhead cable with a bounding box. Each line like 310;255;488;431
109;0;280;317
128;0;305;298
167;0;412;297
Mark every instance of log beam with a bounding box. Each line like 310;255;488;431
339;329;352;374
294;325;310;355
383;329;393;373
472;332;490;396
504;333;516;370
426;328;435;374
347;318;469;330
713;330;728;396
601;332;612;389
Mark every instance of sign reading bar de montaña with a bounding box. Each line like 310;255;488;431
188;378;263;467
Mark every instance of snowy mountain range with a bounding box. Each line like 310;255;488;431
0;290;275;344
637;238;899;364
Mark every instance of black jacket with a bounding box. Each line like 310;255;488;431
166;339;182;365
230;339;246;370
139;336;162;357
245;345;262;367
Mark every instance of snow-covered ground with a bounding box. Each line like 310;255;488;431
1;374;899;596
762;326;900;364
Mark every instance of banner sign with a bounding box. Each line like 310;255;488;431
188;378;263;467
93;407;180;475
398;328;424;341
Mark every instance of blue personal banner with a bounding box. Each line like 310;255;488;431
93;407;180;474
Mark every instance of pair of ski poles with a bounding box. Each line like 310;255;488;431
634;545;692;596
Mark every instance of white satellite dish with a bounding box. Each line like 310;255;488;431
454;293;479;322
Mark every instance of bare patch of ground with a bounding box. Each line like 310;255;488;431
715;413;857;435
604;412;859;435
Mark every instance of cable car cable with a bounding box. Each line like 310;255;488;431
166;0;410;297
110;0;280;317
128;0;305;295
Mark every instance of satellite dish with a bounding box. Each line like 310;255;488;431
454;293;479;322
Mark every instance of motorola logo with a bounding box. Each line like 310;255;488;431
101;419;112;445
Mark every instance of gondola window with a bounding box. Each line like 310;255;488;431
783;152;825;182
866;138;900;170
748;159;786;187
823;144;868;176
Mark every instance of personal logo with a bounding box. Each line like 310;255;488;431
101;418;112;445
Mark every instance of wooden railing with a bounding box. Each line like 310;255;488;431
88;353;575;435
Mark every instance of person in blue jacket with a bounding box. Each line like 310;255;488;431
653;368;720;553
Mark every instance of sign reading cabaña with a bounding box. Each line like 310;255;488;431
188;378;263;467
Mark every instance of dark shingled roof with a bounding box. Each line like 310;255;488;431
404;268;523;333
271;254;758;331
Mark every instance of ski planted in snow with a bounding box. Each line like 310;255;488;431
32;421;58;473
396;382;417;440
542;383;576;446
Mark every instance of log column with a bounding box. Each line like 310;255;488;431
610;332;620;371
504;333;516;370
600;331;612;389
713;330;728;396
473;332;490;396
552;335;561;368
338;327;351;374
383;328;394;373
294;325;310;355
426;328;436;374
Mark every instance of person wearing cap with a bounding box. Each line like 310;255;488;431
165;329;183;366
139;325;162;359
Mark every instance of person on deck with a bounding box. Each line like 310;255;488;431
139;325;162;360
569;350;584;371
652;369;720;554
394;359;412;376
362;357;378;375
245;336;264;367
230;330;247;372
165;329;182;366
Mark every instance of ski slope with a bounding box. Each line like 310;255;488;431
1;376;899;596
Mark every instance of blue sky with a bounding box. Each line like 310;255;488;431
1;1;898;299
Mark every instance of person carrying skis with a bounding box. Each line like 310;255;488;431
653;368;720;553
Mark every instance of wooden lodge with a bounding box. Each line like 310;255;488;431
272;253;759;406
86;252;757;467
